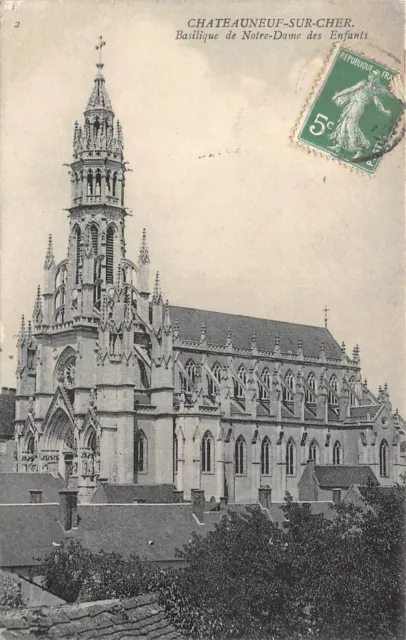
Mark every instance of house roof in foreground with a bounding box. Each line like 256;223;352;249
0;592;184;639
169;305;342;359
314;465;378;488
0;473;66;504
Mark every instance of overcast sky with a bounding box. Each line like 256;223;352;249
0;0;404;411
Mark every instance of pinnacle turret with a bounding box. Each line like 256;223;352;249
44;234;55;269
153;272;162;304
139;229;150;264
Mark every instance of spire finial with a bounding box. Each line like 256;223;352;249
95;35;106;69
323;305;329;329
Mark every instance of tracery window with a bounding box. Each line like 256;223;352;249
305;372;317;404
328;374;339;405
208;363;221;396
234;365;247;399
259;368;270;400
201;431;214;473
185;360;197;393
283;370;294;402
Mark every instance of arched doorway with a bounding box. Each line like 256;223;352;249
42;409;76;480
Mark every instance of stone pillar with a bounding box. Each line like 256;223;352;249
191;488;205;523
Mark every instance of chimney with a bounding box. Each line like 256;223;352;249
258;487;272;509
220;496;228;512
191;488;205;523
307;458;316;471
172;490;184;503
332;488;342;504
59;489;78;531
29;490;42;504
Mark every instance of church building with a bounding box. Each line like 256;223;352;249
14;44;406;503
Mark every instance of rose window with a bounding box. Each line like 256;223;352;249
64;358;76;389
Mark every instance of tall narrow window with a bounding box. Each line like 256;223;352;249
112;172;118;197
329;374;339;405
349;377;357;406
173;434;178;476
91;225;99;257
87;170;93;196
305;372;317;404
201;431;214;473
134;430;147;474
260;368;270;400
74;226;81;285
333;441;342;465
283;370;294;402
379;440;389;477
95;170;102;196
106;227;114;284
286;438;296;476
106;170;111;194
235;435;246;475
309;440;319;463
234;365;246;399
185;360;197;393
93;117;100;136
208;362;221;396
261;437;271;475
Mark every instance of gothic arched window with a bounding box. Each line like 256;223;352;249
305;372;317;404
283;370;294;402
208;363;221;397
349;377;357;406
261;437;271;475
235;435;246;475
259;368;270;400
112;172;118;197
185;360;196;393
286;438;296;476
379;440;389;477
234;365;246;399
134;430;147;474
87;170;93;196
333;441;342;465
309;440;320;463
201;431;214;473
106;170;111;194
329;374;339;405
106;226;114;284
93;117;100;136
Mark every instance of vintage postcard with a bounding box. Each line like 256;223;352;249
0;0;405;638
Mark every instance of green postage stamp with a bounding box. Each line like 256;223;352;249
294;46;404;175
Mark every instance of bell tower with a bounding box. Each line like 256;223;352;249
65;36;127;322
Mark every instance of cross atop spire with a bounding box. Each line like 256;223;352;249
323;305;329;329
95;35;106;69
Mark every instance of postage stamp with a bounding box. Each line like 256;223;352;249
294;46;404;175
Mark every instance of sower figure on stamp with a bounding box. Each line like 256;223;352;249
328;69;391;159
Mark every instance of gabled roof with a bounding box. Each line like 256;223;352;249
0;473;66;504
169;305;342;359
0;504;65;567
0;593;184;639
92;482;178;504
267;501;335;524
314;465;378;488
71;504;221;562
0;390;15;438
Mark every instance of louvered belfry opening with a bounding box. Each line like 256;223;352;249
75;227;81;284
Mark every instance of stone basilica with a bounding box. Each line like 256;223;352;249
14;47;406;502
